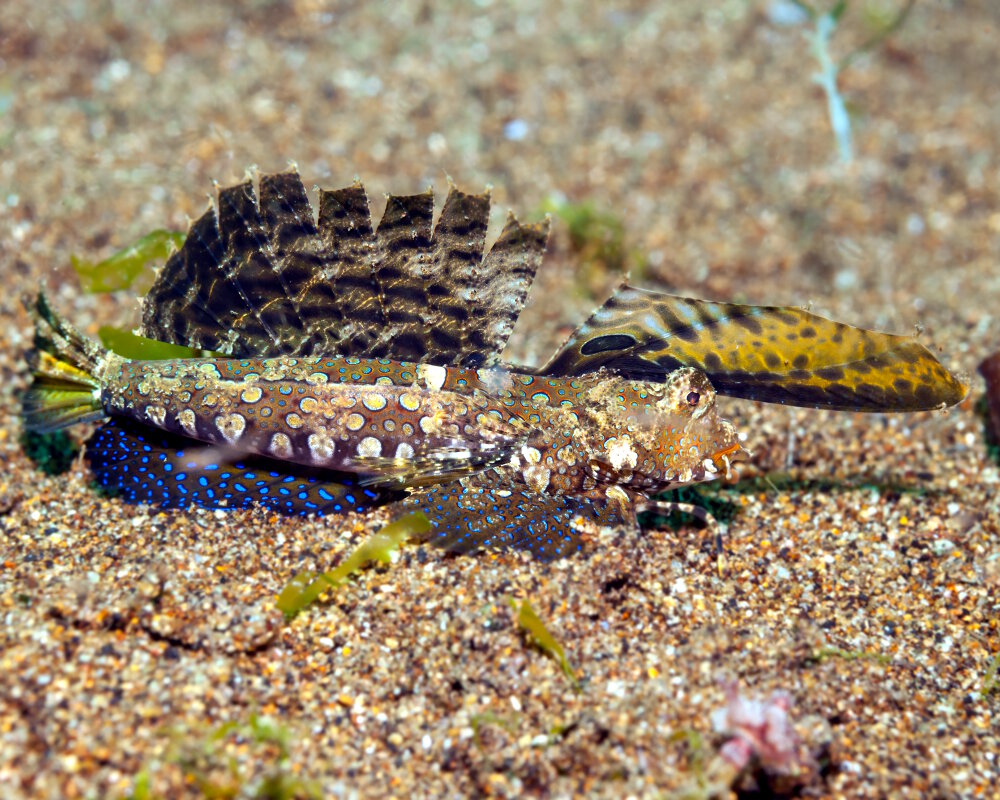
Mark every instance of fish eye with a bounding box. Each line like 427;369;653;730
686;391;700;406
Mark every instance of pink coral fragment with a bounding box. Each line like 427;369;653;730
711;679;801;773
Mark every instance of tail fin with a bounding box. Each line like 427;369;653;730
22;293;108;433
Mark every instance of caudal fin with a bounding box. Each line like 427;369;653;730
22;294;108;433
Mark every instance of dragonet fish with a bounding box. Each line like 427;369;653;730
22;171;966;558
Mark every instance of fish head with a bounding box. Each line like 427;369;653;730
581;367;749;493
647;367;749;487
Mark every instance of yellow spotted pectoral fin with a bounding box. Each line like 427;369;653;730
541;285;967;412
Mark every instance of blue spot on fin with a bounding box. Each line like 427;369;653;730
402;474;621;560
85;419;402;516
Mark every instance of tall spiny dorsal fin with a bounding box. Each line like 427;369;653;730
475;210;549;363
400;183;491;364
140;199;245;353
257;170;336;351
139;170;547;365
215;178;303;351
316;181;381;355
371;189;435;358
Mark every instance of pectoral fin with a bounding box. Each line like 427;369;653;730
86;418;400;516
351;437;525;489
403;474;624;559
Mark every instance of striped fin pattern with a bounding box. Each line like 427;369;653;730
370;190;436;358
140;171;546;366
260;172;345;355
315;184;380;355
472;209;549;365
539;285;967;412
420;188;491;362
87;418;398;515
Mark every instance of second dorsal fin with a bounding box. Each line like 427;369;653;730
140;170;547;365
538;284;968;412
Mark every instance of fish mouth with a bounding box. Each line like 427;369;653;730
702;441;750;481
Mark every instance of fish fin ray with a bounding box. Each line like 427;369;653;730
351;435;524;488
475;212;548;364
22;293;108;432
540;285;967;412
140;172;546;364
403;474;622;559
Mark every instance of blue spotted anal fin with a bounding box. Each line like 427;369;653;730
86;419;400;516
402;475;623;560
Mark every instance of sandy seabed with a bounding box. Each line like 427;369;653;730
0;2;998;798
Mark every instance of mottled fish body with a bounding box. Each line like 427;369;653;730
103;355;518;478
22;170;966;558
97;352;744;506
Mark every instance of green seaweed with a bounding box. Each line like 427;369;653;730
71;230;185;293
19;429;79;475
276;512;430;620
808;646;892;666
127;713;321;800
541;198;627;270
69;229;215;361
126;769;153;800
669;729;707;782
98;325;223;361
508;598;580;691
538;197;649;289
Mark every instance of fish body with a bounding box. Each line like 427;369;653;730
22;170;966;558
90;351;743;511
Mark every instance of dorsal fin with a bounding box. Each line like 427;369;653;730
410;186;490;364
140;171;547;365
140;207;245;352
215;179;305;352
474;211;548;361
538;285;967;412
316;183;381;355
258;171;340;352
370;190;435;358
424;185;488;353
